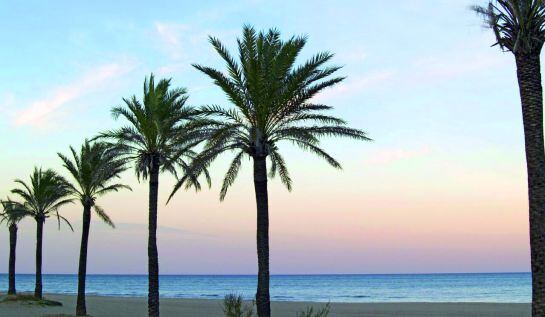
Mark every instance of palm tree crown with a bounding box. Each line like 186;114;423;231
0;199;28;227
58;140;130;227
474;0;545;55
98;73;209;187
11;167;73;227
176;26;370;200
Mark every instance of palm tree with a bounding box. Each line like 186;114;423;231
176;26;370;317
10;167;73;299
97;74;208;317
0;199;28;295
474;1;545;315
58;140;130;316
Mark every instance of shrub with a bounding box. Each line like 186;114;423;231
223;293;254;317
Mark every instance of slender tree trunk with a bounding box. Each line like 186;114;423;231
35;216;44;299
253;156;271;317
8;223;17;295
76;203;92;316
515;53;545;317
148;159;160;317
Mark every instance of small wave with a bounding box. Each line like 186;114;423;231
200;294;220;297
349;295;371;298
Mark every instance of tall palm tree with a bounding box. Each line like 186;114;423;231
474;1;545;315
10;167;73;299
0;199;28;295
58;140;130;316
97;74;208;317
175;26;370;317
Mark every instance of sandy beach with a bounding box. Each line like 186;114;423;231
0;294;531;317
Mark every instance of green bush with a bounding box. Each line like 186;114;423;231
295;303;331;317
223;293;254;317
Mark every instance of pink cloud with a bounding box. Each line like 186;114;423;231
15;62;135;128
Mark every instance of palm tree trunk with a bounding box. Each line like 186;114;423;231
148;159;160;317
8;223;17;295
76;203;92;316
35;216;44;299
253;156;271;317
515;53;545;317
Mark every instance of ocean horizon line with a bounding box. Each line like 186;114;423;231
0;271;531;276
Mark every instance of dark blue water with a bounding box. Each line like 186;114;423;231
0;273;531;303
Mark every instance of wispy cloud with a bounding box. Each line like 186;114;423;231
156;63;187;76
154;22;194;60
15;61;136;128
88;221;217;238
155;23;184;47
153;22;206;76
314;70;395;102
407;50;509;85
314;34;507;101
153;22;239;76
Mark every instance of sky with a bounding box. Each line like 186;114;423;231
0;0;532;275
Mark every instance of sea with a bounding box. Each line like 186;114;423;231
0;273;531;303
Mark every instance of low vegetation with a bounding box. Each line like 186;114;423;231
0;294;63;306
223;294;254;317
222;293;330;317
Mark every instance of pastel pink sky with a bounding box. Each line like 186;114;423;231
0;0;531;274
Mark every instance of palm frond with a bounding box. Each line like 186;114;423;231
94;205;115;228
56;212;73;232
269;149;292;190
473;0;545;55
220;151;245;200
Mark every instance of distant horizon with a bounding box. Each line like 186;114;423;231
0;272;532;276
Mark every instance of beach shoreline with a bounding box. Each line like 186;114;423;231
0;293;531;317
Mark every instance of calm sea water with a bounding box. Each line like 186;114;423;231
0;273;531;303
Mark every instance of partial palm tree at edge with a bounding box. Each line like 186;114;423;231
474;1;545;315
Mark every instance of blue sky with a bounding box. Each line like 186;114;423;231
0;0;533;274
